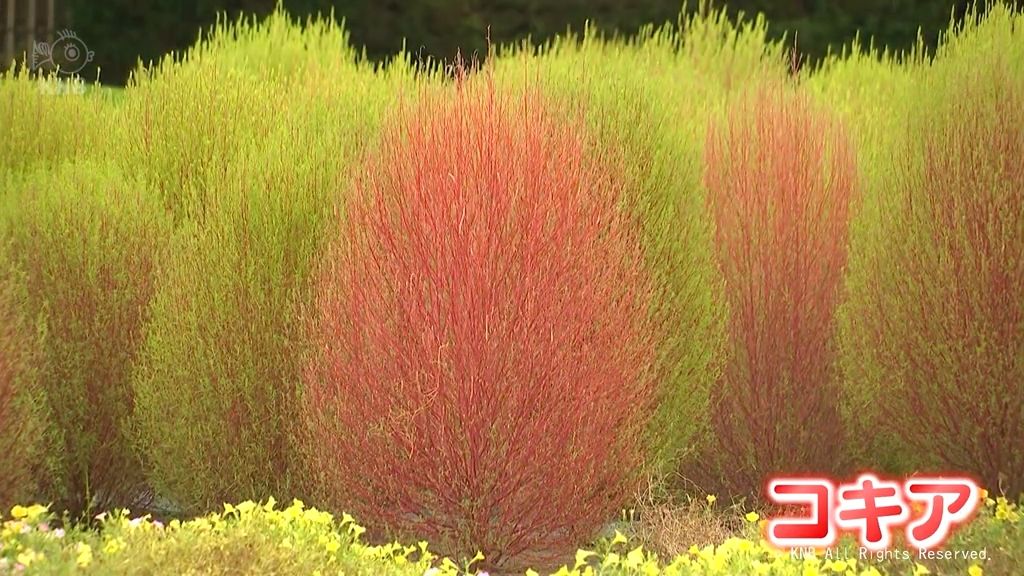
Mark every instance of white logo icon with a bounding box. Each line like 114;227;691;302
32;29;94;75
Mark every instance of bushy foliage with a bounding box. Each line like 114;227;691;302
2;0;1022;562
697;84;857;498
492;1;794;479
59;0;974;84
0;68;111;182
674;3;788;91
0;255;55;513
117;6;427;226
117;63;284;224
128;7;422;515
302;73;660;571
805;29;927;477
838;3;1024;496
183;7;360;78
0;161;172;516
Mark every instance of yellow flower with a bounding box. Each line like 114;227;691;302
103;537;126;555
968;565;983;576
706;494;717;505
76;543;93;568
611;530;628;546
745;511;760;523
10;504;47;523
575;549;596;568
348;522;366;539
979;489;988;500
601;552;621;567
994;497;1020;523
469;551;485;567
625;546;646;569
1;520;26;539
236;500;257;515
913;562;931;575
325;539;341;554
16;550;42;567
830;559;849;572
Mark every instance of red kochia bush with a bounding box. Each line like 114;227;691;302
700;85;856;498
303;74;659;570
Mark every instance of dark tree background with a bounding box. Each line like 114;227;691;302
57;0;1003;84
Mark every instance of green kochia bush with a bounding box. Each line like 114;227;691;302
838;3;1024;496
490;1;792;479
182;6;360;80
117;6;406;226
129;139;334;513
127;30;414;515
806;21;925;479
0;250;56;513
0;161;172;516
0;69;111;181
118;63;283;224
492;5;805;491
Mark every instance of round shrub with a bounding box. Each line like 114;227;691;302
0;161;171;515
128;59;404;513
302;74;660;572
493;37;728;481
839;7;1024;496
698;84;857;499
0;255;56;513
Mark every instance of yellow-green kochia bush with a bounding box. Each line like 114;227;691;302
129;143;333;513
492;3;792;479
0;251;57;513
182;6;360;80
116;6;394;227
838;3;1024;496
489;0;791;478
495;35;729;475
805;24;925;477
118;62;284;225
0;68;112;181
0;161;172;516
127;47;416;513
